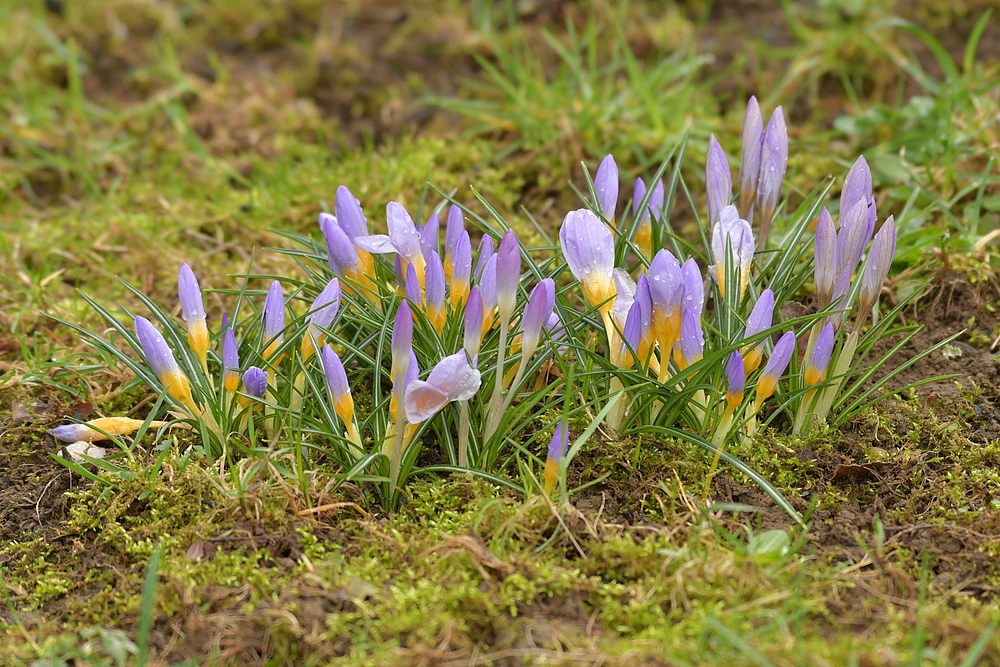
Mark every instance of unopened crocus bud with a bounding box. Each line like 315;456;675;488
676;307;704;371
520;279;556;362
804;322;835;387
391;301;414;386
706;134;732;226
302;278;342;360
425;251;446;334
262;281;285;361
543;419;570;494
560;209;616;313
710;206;755;299
739;96;764;218
741;289;774;375
243;366;268;399
134;316;196;412
321;214;359;279
595;154;619;223
464;286;484;363
496;229;520;322
222;327;240;393
449;230;472;311
756;106;787;249
220;311;228;332
858;215;896;316
724;350;746;413
474;235;494;282
321;345;353;426
841;156;873;217
178;263;209;369
648;249;683;351
837;197;875;281
50;417;166;443
634;274;654;359
444;204;465;282
755;331;796;407
335;185;368;240
612;269;636;331
404;352;482;423
479;254;498;334
814;208;839;308
419;212;439;261
405;262;422;307
619;300;642;368
679;258;705;319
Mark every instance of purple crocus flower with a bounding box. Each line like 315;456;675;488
425;251;447;334
676;306;704;370
594;154;619;222
242;366;267;399
391;301;414;388
404;352;482;423
335;185;368;240
841;156;873;218
679;258;705;319
321;345;353;426
355;202;427;284
479;253;498;321
262;280;285;361
612;269;636;331
303;278;342;360
544;419;569;493
520;279;556;362
724;350;746;412
706;134;733;226
474;235;495;282
444;204;465;282
710;205;755;298
418;212;439;261
450;230;472;311
858;215;896;316
633;177;665;222
648;248;684;351
755;330;796;406
814;208;839;308
222;327;240;393
633;177;647;220
464;286;484;363
405;262;422;307
739;96;764;218
634;274;654;357
620;300;642;367
740;289;774;375
756;106;787;249
496;229;520;321
135;315;182;383
321;213;360;279
804;322;835;387
177;263;209;367
560;209;615;312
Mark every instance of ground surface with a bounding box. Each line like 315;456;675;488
2;0;1000;665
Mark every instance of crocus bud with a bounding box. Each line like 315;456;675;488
262;280;285;361
178;263;209;368
405;262;422;307
425;251;447;334
724;350;746;413
302;278;342;360
464;286;484;363
675;307;704;371
741;289;774;375
619;300;642;369
634;274;654;358
756;106;787;249
50;417;163;443
841;156;873;217
335;185;368;240
449;230;472;311
560;209;616;312
755;331;796;407
496;229;520;322
479;253;498;334
612;268;636;331
222;327;240;393
679;258;705;319
706;135;732;226
648;249;683;351
595;154;619;223
544;419;570;494
837;197;875;281
444;204;465;283
858;215;896;316
520;279;556;362
321;345;353;426
391;301;414;390
321;214;359;279
739;96;764;217
242;366;268;399
804;322;835;387
474;235;494;282
710;206;755;299
404;352;482;423
135;316;195;411
418;212;439;261
814;208;839;308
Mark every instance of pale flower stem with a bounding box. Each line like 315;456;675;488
498;358;528;421
704;408;734;502
484;320;510;442
458;400;471;468
388;388;406;502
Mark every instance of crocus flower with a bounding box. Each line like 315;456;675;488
837;197;875;281
222;327;240;393
814;208;839;308
804;322;835;387
321;345;353;428
739;96;764;218
543;419;569;494
754;331;796;408
449;230;472;311
321;213;362;279
335;185;368;240
709;206;755;298
520;279;556;363
612;269;636;331
178;263;209;372
243;366;268;400
50;417;167;443
496;229;520;323
262;281;285;361
648;249;684;354
740;289;774;375
220;312;228;332
595;154;619;222
464;286;484;363
425;251;447;334
134;316;197;413
443;204;465;282
633;274;654;363
355;202;427;285
405;263;422;307
706;134;732;226
632;177;664;259
474;235;494;282
840;156;873;219
418;212;439;261
404;352;482;423
675;306;704;371
479;253;498;334
559;209;616;315
392;301;414;380
857;215;896;316
679;259;705;319
619;300;643;369
756;106;787;249
302;278;342;361
724;350;746;415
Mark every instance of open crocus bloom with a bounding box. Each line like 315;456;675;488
709;205;755;299
404;352;482;423
355;202;427;286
